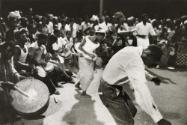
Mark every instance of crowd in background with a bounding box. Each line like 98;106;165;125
0;9;187;90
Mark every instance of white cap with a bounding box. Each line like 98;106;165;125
53;16;58;20
7;11;21;19
127;16;134;21
166;18;171;22
184;20;187;24
90;15;99;21
158;39;168;45
151;19;156;23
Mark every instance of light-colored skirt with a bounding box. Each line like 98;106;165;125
137;37;150;49
78;57;94;91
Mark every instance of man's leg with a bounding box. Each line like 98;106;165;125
137;37;149;49
130;81;171;125
122;92;137;117
99;81;134;125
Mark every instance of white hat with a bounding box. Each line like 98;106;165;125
7;11;21;19
53;16;58;20
151;19;156;23
127;16;134;21
166;18;171;22
159;39;168;45
90;15;99;21
184;20;187;25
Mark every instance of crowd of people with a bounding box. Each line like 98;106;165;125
0;8;186;125
0;9;187;71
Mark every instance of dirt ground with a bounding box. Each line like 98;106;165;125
1;68;187;125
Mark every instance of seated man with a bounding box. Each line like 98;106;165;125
0;40;21;124
27;33;59;94
28;34;72;94
14;29;32;76
99;45;171;125
47;35;74;84
0;40;24;82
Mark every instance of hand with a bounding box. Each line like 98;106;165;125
14;72;21;81
151;77;161;85
157;119;171;125
95;57;103;67
89;54;96;59
79;53;84;57
15;73;26;81
19;75;26;80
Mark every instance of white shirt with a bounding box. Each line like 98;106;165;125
94;25;99;31
83;36;100;55
135;22;156;37
102;46;163;123
57;23;62;30
98;22;108;32
103;46;144;85
47;21;54;34
58;37;66;47
72;23;79;38
52;42;60;51
15;45;29;63
65;24;71;32
81;22;91;31
30;41;38;48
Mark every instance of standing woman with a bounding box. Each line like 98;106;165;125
76;29;106;96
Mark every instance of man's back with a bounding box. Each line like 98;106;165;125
103;46;146;85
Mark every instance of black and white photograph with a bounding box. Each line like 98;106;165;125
0;0;187;125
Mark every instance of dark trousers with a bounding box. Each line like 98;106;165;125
99;80;136;125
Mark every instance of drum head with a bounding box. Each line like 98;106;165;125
10;78;49;115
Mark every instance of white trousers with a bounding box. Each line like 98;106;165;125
125;79;163;123
137;37;150;49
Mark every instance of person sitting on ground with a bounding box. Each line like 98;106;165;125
13;29;32;77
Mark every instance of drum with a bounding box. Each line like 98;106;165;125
9;78;50;117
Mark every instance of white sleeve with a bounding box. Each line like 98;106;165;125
134;24;139;35
149;24;156;36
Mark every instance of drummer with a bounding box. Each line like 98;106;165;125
0;40;25;82
29;34;72;94
0;40;22;124
13;29;32;76
27;34;57;94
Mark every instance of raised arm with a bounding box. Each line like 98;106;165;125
145;67;177;85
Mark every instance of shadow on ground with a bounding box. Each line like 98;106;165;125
63;91;104;125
